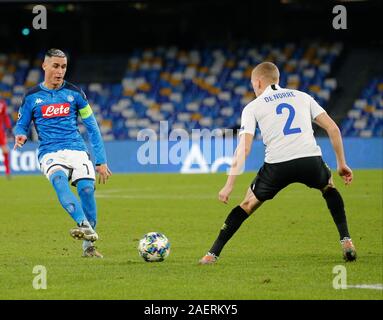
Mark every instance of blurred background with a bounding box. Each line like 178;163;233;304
0;0;382;174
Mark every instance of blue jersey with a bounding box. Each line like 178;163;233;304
14;81;107;165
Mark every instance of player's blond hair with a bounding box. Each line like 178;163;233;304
251;62;280;84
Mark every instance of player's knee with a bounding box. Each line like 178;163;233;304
321;178;335;193
322;187;344;208
321;186;345;220
240;199;257;215
49;171;77;213
77;179;95;198
80;186;94;197
322;186;337;197
49;170;68;190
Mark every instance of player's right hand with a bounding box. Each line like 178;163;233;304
218;184;233;204
337;164;353;185
96;164;112;184
14;135;27;150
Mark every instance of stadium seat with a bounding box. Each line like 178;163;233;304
2;43;344;140
341;77;383;137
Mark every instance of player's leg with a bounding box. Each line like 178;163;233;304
200;189;263;264
76;179;102;257
40;152;98;242
71;151;102;257
199;164;283;264
49;169;97;241
301;157;356;261
49;169;86;224
77;179;97;229
1;143;10;178
321;178;356;261
321;176;351;241
200;189;263;265
199;163;288;264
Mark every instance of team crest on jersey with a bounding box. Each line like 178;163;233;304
67;95;74;102
46;159;53;165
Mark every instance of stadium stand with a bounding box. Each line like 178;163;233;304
0;53;45;131
0;42;352;140
341;77;383;138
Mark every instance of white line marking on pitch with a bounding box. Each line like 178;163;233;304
347;284;383;290
95;194;220;200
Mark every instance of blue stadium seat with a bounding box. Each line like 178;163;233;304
3;43;345;140
341;77;383;137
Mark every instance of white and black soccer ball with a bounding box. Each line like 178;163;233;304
138;232;170;262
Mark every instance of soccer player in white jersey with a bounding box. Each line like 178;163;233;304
199;62;356;264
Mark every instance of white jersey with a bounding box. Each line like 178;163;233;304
239;84;326;163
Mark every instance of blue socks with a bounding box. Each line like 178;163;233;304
49;170;86;225
77;179;97;229
77;179;97;251
50;171;97;250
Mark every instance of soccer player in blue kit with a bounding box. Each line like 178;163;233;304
14;49;112;258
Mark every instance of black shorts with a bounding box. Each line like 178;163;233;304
250;156;331;202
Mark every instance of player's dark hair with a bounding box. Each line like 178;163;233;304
45;48;66;59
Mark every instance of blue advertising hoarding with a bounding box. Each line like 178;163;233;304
1;137;382;175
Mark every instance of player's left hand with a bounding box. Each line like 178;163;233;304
337;164;353;186
218;184;233;204
14;135;27;150
96;164;112;184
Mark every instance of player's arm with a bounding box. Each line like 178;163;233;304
13;96;32;149
314;112;352;185
219;133;254;204
78;102;112;184
219;106;256;204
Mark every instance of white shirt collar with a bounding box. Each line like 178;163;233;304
262;84;281;96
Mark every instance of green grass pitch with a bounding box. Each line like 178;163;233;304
0;170;381;300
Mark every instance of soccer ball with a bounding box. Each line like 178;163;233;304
138;232;170;262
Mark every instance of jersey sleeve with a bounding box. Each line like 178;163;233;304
78;100;107;165
238;106;256;136
14;95;33;136
309;95;326;120
76;89;89;109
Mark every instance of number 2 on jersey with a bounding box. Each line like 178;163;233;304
276;103;302;136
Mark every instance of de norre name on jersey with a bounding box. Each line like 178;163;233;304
264;91;296;103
